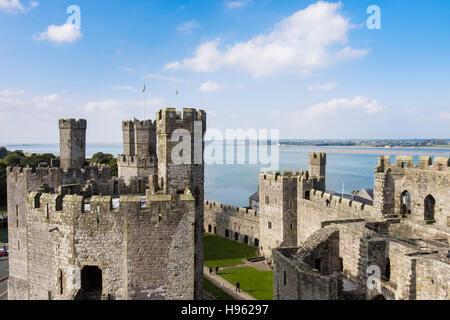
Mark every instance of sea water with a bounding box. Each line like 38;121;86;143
3;143;450;208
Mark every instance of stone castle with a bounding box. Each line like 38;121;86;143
7;108;206;300
204;153;450;300
6;106;449;300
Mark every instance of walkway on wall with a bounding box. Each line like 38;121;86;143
203;266;256;301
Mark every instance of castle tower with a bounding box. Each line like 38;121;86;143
156;108;206;299
59;119;87;170
122;120;135;157
258;171;298;263
309;152;326;191
156;108;206;194
118;119;157;188
134;119;157;157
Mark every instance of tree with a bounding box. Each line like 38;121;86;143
0;147;8;159
91;152;114;165
2;152;23;166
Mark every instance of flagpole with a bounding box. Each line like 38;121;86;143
176;85;179;109
143;81;146;120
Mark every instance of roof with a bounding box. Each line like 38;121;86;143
249;191;259;202
357;189;374;201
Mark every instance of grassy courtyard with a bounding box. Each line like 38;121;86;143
219;267;273;300
204;233;258;268
202;278;235;300
203;233;273;300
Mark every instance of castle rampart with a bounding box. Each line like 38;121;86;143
204;200;260;247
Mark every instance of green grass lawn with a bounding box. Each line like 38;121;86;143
219;267;273;300
203;278;235;300
204;233;258;268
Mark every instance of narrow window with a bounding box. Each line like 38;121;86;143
58;270;64;295
268;222;272;229
16;204;19;228
265;196;270;205
283;271;287;286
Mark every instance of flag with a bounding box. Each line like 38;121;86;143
142;83;146;93
176;89;179;96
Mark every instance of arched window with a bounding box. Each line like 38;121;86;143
113;181;119;195
424;195;436;221
400;191;411;216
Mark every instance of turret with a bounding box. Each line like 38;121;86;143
59;119;87;170
309;152;326;191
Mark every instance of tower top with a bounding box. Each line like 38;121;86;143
59;119;87;130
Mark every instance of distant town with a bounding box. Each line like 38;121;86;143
279;139;450;148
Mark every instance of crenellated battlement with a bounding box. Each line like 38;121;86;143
309;152;326;162
157;108;206;134
117;154;157;166
376;155;450;172
7;164;110;180
28;191;195;219
58;119;87;130
304;189;373;215
204;200;258;220
122;119;157;130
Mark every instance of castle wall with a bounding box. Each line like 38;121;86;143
17;192;196;300
297;190;374;243
273;248;340;300
204;201;260;247
374;156;449;227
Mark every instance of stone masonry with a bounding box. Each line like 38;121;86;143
7;107;206;300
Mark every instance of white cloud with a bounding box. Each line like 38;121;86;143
35;23;82;43
165;1;367;77
110;86;138;92
440;112;450;121
143;73;181;84
198;81;223;93
0;0;38;13
308;82;338;91
177;20;200;34
33;93;59;109
305;96;386;118
84;98;164;112
0;89;25;97
335;46;368;60
225;0;251;10
269;109;281;116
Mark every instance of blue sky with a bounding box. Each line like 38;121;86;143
0;0;449;143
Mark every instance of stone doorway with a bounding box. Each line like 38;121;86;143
81;266;103;300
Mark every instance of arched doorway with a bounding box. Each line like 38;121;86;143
208;225;212;233
424;195;436;221
400;191;411;216
234;232;239;241
372;294;386;300
81;266;102;300
225;229;229;238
